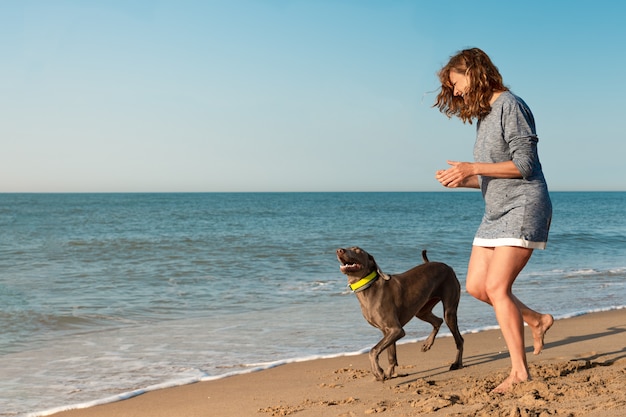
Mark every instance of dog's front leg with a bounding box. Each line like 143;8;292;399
384;343;398;379
369;328;405;381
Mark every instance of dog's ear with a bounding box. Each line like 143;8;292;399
377;266;391;281
369;254;391;281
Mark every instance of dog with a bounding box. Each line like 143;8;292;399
336;246;463;381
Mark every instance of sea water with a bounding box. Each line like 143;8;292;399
0;192;624;416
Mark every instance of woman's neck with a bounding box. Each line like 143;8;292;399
490;90;505;105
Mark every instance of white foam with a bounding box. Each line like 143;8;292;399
25;376;204;417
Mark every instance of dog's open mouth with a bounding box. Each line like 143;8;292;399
339;262;362;273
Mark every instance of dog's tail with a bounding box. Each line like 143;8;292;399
421;249;429;263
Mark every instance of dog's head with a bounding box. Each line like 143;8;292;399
336;246;390;282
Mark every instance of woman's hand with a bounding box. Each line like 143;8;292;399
435;160;480;188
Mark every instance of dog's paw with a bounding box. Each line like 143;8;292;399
449;362;463;371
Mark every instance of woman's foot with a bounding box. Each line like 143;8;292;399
532;314;554;355
491;372;530;394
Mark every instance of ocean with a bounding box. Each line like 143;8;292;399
1;192;624;416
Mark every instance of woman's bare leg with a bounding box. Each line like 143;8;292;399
466;247;553;355
513;296;554;354
465;246;550;392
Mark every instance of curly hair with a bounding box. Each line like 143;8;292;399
434;48;508;124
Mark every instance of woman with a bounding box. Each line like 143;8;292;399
433;48;554;393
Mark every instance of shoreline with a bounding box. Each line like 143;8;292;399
47;308;626;417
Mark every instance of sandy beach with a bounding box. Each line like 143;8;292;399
51;309;625;417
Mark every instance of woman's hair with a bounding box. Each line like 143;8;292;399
434;48;508;124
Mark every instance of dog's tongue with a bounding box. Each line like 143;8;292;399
340;263;361;273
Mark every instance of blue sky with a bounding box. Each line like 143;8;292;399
1;0;624;192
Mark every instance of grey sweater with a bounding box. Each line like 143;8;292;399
473;91;552;248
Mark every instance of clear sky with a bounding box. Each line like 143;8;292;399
1;0;624;192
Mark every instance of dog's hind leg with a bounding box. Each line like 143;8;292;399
443;305;464;370
416;305;443;352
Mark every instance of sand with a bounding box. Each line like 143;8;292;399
51;308;625;417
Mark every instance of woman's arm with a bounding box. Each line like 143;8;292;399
435;160;521;188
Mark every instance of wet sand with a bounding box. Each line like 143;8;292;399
52;308;626;417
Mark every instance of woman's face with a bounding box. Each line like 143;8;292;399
449;70;470;98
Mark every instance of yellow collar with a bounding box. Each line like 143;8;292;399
348;270;378;292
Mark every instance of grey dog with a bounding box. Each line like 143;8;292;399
336;246;464;381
